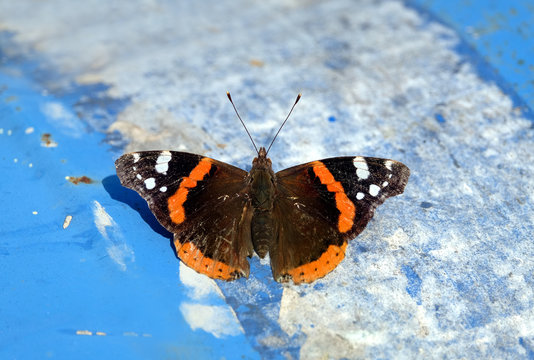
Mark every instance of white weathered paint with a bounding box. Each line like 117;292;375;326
180;303;244;338
92;200;134;271
178;263;243;338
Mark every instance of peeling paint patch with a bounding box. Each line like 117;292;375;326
179;262;224;300
92;200;134;271
41;101;85;137
178;262;243;338
179;303;244;338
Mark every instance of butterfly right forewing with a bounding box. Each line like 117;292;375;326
271;156;410;283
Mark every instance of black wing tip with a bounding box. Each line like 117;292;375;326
115;152;135;167
385;161;410;197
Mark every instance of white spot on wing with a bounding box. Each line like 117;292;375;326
159;150;172;160
353;156;370;180
155;163;168;173
382;181;389;187
136;174;142;180
159;186;167;192
385;160;393;171
155;151;172;174
369;184;380;197
356;192;365;200
132;153;140;163
144;177;156;189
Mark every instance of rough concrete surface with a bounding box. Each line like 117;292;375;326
0;0;533;358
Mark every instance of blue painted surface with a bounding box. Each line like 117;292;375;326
411;0;534;117
0;72;259;359
0;0;533;358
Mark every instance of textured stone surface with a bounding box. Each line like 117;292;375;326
1;0;533;358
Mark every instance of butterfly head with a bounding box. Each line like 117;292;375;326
252;146;272;170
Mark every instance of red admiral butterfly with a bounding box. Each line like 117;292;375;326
115;94;410;284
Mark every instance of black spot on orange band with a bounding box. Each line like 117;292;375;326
287;242;348;284
174;240;243;281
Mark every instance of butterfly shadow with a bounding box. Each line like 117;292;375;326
102;175;173;241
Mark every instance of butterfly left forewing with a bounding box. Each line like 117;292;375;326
272;156;410;283
115;151;254;280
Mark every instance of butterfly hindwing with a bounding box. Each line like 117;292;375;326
272;156;410;283
115;151;253;280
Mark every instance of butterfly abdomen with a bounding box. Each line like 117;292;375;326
249;159;276;258
251;210;274;258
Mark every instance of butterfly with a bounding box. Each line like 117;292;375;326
115;93;410;284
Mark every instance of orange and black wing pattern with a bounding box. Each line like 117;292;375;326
272;156;410;283
115;151;253;280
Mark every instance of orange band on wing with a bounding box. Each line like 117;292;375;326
174;240;243;281
312;162;356;233
287;242;348;284
168;158;212;224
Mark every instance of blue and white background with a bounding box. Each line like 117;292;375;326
1;1;533;359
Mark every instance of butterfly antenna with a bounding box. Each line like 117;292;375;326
227;92;259;155
266;93;301;155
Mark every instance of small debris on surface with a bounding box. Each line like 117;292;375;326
249;59;264;67
76;330;92;336
63;215;73;229
41;133;58;147
66;176;93;185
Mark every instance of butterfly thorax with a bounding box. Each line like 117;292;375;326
249;147;276;258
